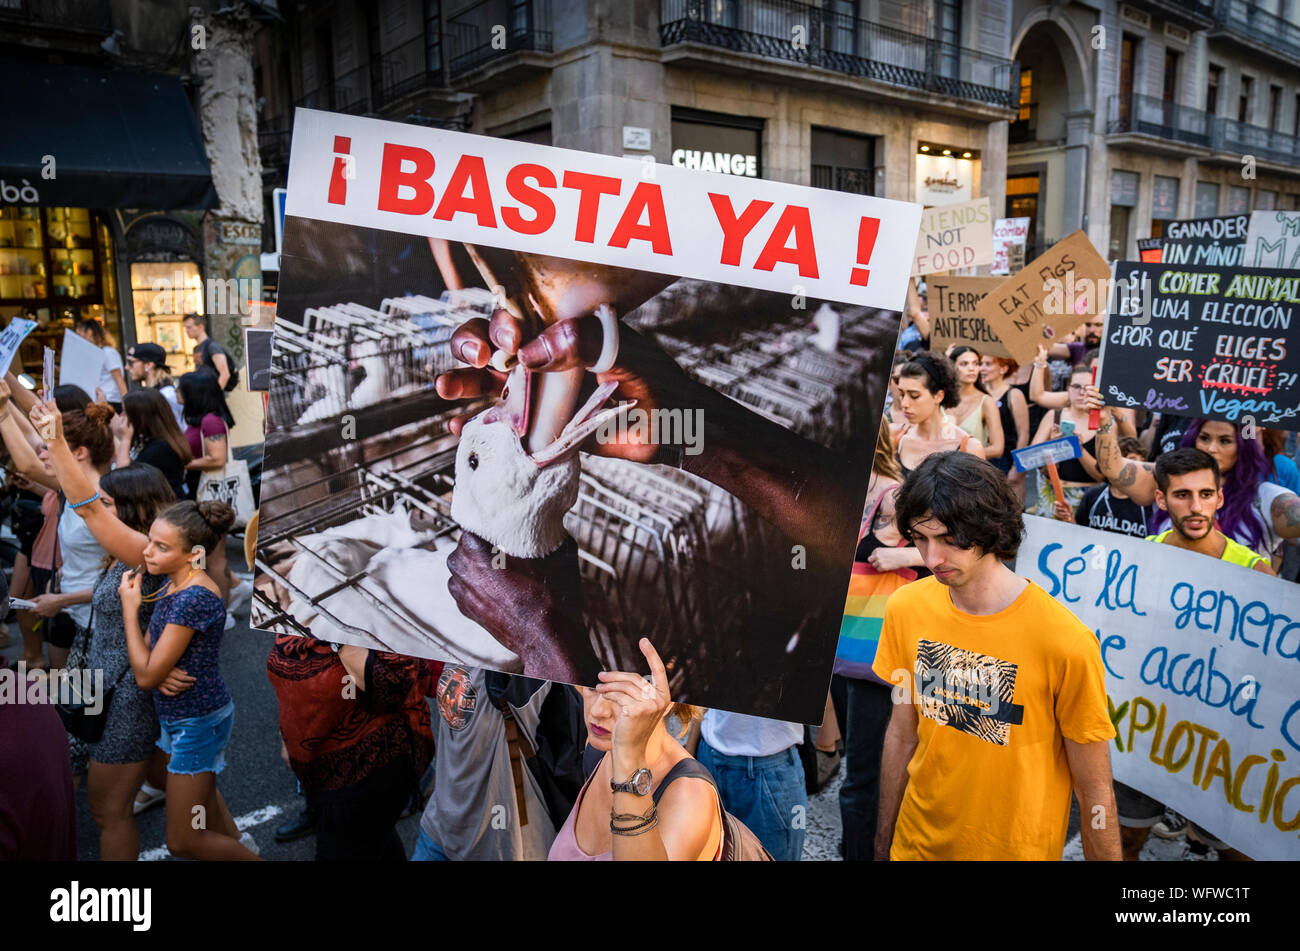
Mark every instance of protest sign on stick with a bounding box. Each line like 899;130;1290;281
1160;215;1248;267
974;230;1111;366
925;276;1012;358
1098;261;1300;432
1244;210;1300;269
992;217;1029;276
57;329;104;399
911;197;993;276
1016;516;1300;860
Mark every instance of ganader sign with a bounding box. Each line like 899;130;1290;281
286;108;922;308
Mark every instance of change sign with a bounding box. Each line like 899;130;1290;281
926;276;1011;358
1099;262;1300;432
1017;517;1300;860
1161;215;1248;267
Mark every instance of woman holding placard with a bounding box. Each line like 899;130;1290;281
1029;365;1103;518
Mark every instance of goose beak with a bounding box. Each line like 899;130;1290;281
529;381;635;468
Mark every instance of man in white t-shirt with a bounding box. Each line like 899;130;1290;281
697;709;807;861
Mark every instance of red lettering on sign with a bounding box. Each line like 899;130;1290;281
561;171;622;243
377;143;436;215
753;205;819;278
608;182;672;255
433;155;496;227
708;194;773;266
502;164;557;235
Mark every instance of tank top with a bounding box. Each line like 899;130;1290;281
957;399;988;446
1145;530;1267;570
894;422;971;478
993;387;1019;459
548;755;722;861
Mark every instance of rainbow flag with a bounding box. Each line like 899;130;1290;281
834;562;916;681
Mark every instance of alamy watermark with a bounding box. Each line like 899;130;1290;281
0;663;105;714
593;407;705;456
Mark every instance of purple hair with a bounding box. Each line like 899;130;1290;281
1150;418;1268;551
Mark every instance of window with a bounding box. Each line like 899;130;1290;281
1206;64;1222;115
1194;182;1220;218
1109;205;1131;259
1120;35;1138;126
936;0;962;78
827;0;856;55
1269;84;1282;130
1239;75;1253;123
1006;174;1040;256
1256;190;1277;210
1227;185;1250;215
1151;175;1180;237
1011;68;1035;143
1111;170;1139;208
812;128;876;195
1019;68;1033;120
1163;49;1179;103
425;0;442;75
671;107;763;178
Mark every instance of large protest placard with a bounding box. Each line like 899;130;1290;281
1244;210;1300;269
991;217;1028;276
925;276;1012;358
58;328;104;397
1017;516;1300;860
250;108;922;723
1160;215;1247;267
974;230;1111;366
1098;261;1300;432
911;197;993;276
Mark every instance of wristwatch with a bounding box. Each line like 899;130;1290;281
611;768;653;796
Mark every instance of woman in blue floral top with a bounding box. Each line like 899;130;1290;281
120;499;259;861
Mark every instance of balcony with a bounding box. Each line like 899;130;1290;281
1107;94;1211;147
660;0;1017;111
1211;0;1300;66
1124;0;1215;28
1211;116;1300;167
446;0;552;80
0;0;112;35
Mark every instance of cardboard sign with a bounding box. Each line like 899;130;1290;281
1016;516;1300;860
1243;210;1300;269
1012;435;1082;472
925;275;1012;358
911;197;993;276
1161;215;1248;267
992;217;1029;276
1137;237;1163;264
0;317;36;373
57;329;105;399
252;110;917;724
1099;261;1300;432
974;230;1112;366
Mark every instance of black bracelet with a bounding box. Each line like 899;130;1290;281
611;816;660;837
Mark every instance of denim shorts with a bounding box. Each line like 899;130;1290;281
157;700;235;776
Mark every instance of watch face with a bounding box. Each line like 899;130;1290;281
633;769;652;796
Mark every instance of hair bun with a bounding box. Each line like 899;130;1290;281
195;500;237;536
83;402;115;426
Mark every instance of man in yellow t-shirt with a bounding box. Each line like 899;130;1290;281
872;451;1120;861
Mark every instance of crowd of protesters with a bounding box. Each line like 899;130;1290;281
4;292;1298;864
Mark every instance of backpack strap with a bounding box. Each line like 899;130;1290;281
650;758;716;806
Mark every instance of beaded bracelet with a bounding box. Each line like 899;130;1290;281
611;807;658;834
68;492;101;510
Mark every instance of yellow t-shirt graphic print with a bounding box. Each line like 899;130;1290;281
914;639;1024;746
873;576;1114;861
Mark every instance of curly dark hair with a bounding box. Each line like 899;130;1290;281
894;451;1025;560
897;351;960;409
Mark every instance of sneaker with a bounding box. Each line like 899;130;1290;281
228;578;254;615
133;783;166;816
224;613;236;632
1152;812;1187;840
239;831;260;856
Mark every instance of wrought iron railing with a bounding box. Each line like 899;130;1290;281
1211;116;1300;167
811;165;874;194
1107;93;1210;146
258;112;292;172
447;0;553;77
660;0;1017;109
1214;0;1300;63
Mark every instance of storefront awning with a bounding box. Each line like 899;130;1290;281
0;61;217;210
